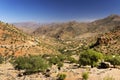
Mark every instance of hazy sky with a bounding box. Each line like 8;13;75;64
0;0;120;23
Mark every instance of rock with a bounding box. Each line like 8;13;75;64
98;62;111;69
17;73;23;77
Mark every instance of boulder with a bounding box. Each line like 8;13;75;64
98;62;111;69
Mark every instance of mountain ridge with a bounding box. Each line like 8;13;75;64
13;22;41;34
33;14;120;40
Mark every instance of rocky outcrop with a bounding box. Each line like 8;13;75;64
91;28;120;54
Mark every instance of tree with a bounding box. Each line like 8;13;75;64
79;49;103;68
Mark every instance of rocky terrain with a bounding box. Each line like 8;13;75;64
0;21;60;57
0;62;120;80
92;27;120;54
0;15;120;80
12;15;120;56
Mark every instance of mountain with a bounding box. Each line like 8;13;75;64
13;22;40;34
1;14;120;56
0;21;60;56
91;26;120;54
0;22;28;45
89;14;120;33
33;14;120;40
33;21;89;39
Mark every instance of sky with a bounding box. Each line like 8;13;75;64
0;0;120;23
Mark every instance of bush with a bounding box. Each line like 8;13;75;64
48;56;60;65
57;73;66;80
67;56;77;63
0;56;3;64
82;72;89;80
57;62;63;70
79;49;103;68
105;55;120;68
13;56;49;74
57;54;66;62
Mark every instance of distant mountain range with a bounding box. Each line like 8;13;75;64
13;22;41;34
31;14;120;40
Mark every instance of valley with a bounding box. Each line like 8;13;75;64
0;15;120;80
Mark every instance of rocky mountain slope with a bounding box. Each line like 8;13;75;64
33;14;120;40
91;26;120;54
0;14;120;56
59;25;120;55
0;21;60;56
89;14;120;33
33;21;89;40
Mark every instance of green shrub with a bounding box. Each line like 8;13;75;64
13;56;49;74
57;54;66;62
48;56;60;65
105;55;120;68
57;73;66;80
82;72;89;80
79;49;103;68
67;56;77;63
57;62;63;70
0;56;3;64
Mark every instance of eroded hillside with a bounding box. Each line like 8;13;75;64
0;21;60;56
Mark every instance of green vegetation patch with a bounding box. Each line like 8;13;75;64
82;72;89;80
0;56;4;64
79;49;103;68
57;73;66;80
12;55;49;74
105;54;120;68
